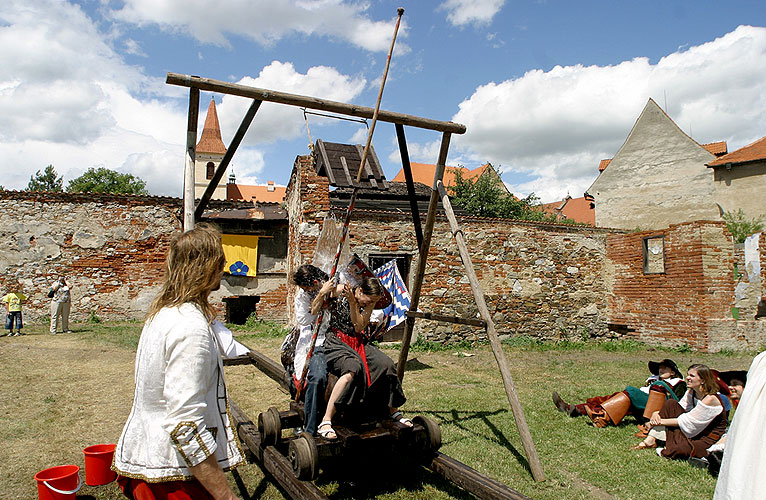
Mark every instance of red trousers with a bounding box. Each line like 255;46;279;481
117;476;215;500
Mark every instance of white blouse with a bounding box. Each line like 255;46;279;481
677;390;724;438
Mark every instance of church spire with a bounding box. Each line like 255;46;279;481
196;98;227;154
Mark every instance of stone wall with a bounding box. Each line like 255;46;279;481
0;191;181;322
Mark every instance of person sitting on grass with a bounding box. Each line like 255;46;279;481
313;276;411;440
553;358;686;428
631;363;727;461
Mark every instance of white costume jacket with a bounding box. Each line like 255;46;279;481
113;304;244;481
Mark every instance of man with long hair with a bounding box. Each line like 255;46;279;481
113;223;244;500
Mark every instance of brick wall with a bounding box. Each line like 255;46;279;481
285;155;616;342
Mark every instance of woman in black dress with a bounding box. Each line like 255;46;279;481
312;276;410;439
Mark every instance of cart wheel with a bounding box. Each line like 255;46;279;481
289;434;318;480
413;415;441;452
258;406;282;446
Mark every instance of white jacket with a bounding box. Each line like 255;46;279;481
113;304;244;482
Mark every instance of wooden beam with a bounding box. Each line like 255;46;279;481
167;73;466;135
183;87;199;232
406;310;487;328
396;132;451;381
195;99;262;219
436;180;545;482
395;124;423;250
427;453;533;500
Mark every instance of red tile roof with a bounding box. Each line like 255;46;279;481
541;196;595;225
598;159;611;172
227;182;286;203
701;141;728;157
197;99;227;155
391;163;493;188
707;136;766;167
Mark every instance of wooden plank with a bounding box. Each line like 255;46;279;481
436;180;545;483
396;132;451;381
368;144;389;189
167;72;467;134
315;139;336;185
395;124;422;249
183;87;199;232
406;310;487;328
195;99;262;219
427;453;532;500
222;355;251;366
338;156;354;186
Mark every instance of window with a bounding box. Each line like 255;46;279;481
206;162;215;180
643;236;665;274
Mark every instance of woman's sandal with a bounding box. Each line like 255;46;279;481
317;421;337;440
630;440;656;450
391;411;414;428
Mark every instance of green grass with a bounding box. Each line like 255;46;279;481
2;322;756;500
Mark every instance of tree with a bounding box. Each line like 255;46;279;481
722;209;764;243
448;163;566;222
27;165;64;192
66;167;148;195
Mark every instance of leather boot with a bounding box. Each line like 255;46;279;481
552;392;580;417
601;391;631;426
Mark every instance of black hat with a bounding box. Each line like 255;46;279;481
648;359;682;379
718;370;747;387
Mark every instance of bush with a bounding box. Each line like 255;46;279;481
88;310;102;324
722;209;764;243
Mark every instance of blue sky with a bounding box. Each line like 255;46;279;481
2;1;765;202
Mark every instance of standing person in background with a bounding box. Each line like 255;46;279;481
49;276;72;335
112;223;243;500
2;283;27;336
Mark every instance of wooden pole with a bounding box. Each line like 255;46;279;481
396;132;450;381
436;180;545;482
195;99;262;219
395;123;423;250
183;87;200;232
166;73;466;135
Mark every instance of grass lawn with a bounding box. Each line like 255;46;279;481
0;321;757;499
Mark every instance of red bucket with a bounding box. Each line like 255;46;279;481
83;443;117;486
34;465;81;500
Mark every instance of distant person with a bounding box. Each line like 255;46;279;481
3;283;27;337
714;351;766;499
112;223;244;500
49;276;72;334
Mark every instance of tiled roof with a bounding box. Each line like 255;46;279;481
391;163;492;188
540;196;595;225
227;182;286;203
701;141;728;157
196;99;227;155
598;159;611;172
707;136;766;167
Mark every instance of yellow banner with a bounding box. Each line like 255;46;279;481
221;234;259;277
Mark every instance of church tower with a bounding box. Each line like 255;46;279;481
195;98;227;200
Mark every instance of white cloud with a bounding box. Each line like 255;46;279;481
439;0;506;27
448;25;766;202
111;0;410;53
216;61;366;146
229;148;267;185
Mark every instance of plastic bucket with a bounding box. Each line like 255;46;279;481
83;443;117;486
34;465;81;500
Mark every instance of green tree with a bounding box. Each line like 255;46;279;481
27;164;64;192
66;167;148;195
722;209;764;243
448;163;567;223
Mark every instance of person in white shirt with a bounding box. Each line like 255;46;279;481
112;223;244;500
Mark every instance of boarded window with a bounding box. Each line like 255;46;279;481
643;236;665;274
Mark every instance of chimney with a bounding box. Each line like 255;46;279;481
267;180;275;192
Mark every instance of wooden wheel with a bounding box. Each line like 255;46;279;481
258;406;282;446
413;415;441;452
289;434;318;480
